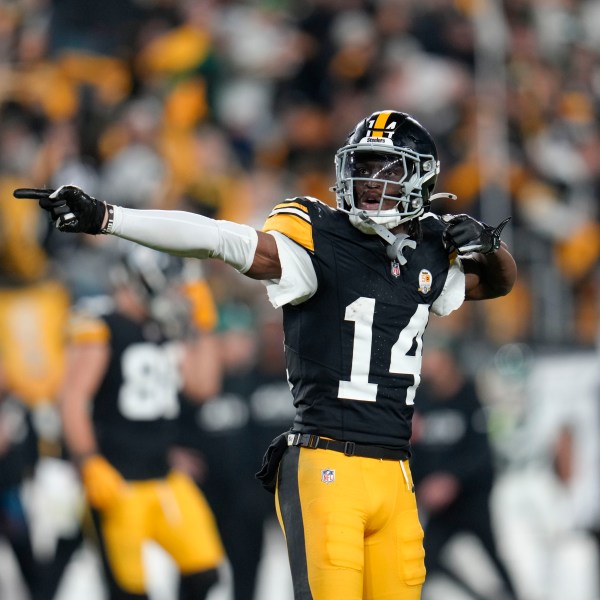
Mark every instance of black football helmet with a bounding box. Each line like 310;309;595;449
110;244;195;337
334;110;440;232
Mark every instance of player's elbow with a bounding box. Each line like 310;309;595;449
465;266;517;301
490;277;515;298
478;247;517;299
484;266;517;299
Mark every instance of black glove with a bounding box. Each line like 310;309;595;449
13;185;107;234
442;214;511;255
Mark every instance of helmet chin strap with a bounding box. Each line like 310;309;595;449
356;212;416;265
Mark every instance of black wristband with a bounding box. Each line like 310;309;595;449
100;203;115;234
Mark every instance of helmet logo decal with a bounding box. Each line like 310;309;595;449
368;111;396;138
418;269;433;294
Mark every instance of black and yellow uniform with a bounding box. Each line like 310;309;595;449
70;309;224;599
261;197;459;600
18;109;516;600
89;312;181;480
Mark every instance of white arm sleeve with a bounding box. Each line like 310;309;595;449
109;206;258;273
431;257;466;316
262;231;318;308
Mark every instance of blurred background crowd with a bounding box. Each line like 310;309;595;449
0;0;599;599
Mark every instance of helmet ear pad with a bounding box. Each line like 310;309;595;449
420;172;437;208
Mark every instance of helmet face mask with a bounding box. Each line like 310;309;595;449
334;111;440;233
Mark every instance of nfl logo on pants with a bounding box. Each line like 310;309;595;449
321;469;335;484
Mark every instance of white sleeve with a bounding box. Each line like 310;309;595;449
261;231;318;308
431;257;466;316
109;206;258;273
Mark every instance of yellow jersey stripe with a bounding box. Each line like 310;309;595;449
262;213;314;252
68;316;110;344
268;206;311;223
270;201;309;215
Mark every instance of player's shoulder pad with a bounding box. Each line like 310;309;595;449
261;196;321;252
67;295;114;344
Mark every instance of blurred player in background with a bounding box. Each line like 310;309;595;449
0;359;43;600
0;184;72;600
174;302;295;600
411;338;519;600
58;243;224;600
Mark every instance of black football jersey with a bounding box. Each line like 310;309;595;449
263;197;457;451
72;311;182;479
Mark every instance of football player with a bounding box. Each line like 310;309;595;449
55;245;224;600
16;109;517;600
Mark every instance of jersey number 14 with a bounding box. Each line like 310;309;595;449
338;298;429;405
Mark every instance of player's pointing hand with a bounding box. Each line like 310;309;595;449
13;185;108;234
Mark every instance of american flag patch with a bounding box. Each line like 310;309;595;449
321;469;335;484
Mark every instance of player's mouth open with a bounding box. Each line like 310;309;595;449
359;194;383;210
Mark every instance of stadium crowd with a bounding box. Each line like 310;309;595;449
0;1;599;599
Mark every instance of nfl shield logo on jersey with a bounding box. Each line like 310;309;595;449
321;469;335;484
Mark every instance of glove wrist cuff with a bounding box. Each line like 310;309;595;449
481;231;500;254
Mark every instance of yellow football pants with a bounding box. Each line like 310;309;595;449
276;447;425;600
93;470;224;594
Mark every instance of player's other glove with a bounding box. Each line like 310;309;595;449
442;214;511;255
13;185;108;234
80;455;126;510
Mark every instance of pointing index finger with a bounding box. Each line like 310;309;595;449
13;188;55;200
